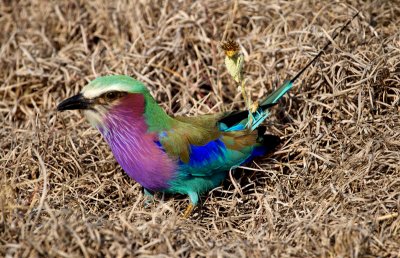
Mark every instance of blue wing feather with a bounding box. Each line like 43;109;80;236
186;139;226;166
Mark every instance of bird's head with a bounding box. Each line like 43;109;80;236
57;75;153;130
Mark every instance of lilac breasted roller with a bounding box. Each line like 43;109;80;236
57;12;359;217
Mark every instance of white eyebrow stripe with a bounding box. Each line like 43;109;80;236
81;84;128;99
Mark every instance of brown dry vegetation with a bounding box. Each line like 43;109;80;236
1;0;400;257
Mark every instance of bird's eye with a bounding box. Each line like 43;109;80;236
105;92;118;101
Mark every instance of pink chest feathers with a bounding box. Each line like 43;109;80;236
98;94;176;190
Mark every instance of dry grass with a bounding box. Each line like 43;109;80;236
1;0;400;257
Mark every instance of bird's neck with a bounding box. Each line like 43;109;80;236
100;93;172;134
142;93;173;132
98;93;175;190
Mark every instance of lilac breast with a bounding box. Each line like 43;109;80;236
98;94;176;191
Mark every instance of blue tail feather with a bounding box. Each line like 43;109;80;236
261;80;293;106
244;80;293;130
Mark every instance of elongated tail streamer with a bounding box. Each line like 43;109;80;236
247;10;360;131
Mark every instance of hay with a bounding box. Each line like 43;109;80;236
1;0;399;257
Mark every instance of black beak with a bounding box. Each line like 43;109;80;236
57;93;91;111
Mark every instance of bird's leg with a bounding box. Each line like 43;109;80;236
143;188;155;207
183;203;194;218
182;191;198;218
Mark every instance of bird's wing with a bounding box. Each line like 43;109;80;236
159;114;222;164
158;114;264;177
174;113;227;129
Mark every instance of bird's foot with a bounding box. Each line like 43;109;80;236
143;188;155;207
182;203;194;219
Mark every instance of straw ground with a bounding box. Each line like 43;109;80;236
1;0;399;257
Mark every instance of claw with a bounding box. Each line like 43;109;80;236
183;203;194;218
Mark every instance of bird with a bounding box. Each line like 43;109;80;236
57;12;359;217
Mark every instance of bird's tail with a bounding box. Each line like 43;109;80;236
247;80;293;130
247;10;360;131
261;80;293;106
